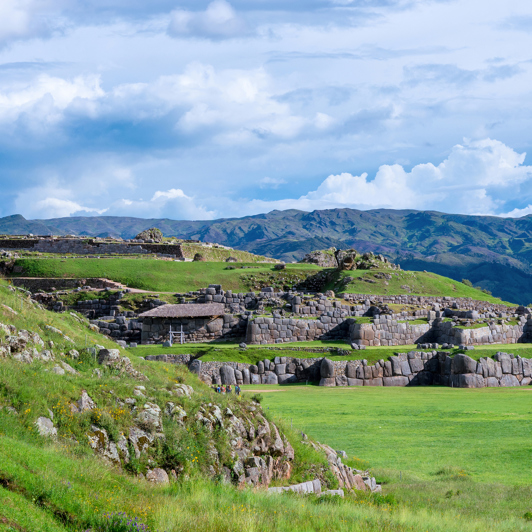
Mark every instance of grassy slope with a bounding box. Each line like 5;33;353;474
1;279;532;531
252;385;532;528
328;269;511;305
11;259;321;293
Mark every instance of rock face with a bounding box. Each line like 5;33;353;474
135;228;163;243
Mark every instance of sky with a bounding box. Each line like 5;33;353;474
1;0;532;221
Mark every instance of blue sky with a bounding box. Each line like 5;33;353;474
1;0;532;220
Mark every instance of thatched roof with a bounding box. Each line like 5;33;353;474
139;303;225;318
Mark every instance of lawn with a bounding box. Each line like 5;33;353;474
246;384;532;525
11;258;321;293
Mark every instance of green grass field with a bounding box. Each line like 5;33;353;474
11;258;321;293
246;384;532;527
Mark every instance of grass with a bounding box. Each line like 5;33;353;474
246;384;532;529
11;258;322;293
328;269;514;305
131;341;532;365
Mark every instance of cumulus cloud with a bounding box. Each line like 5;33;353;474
0;0;64;46
106;188;216;220
168;0;249;40
259;177;287;188
0;74;103;129
241;139;532;216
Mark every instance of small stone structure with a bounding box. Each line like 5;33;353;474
139;303;246;344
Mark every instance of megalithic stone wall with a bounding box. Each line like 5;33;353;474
145;351;532;388
246;316;353;344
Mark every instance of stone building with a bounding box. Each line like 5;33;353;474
139;303;245;344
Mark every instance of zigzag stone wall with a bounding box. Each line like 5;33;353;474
144;351;532;388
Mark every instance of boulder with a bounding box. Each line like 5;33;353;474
347;378;363;386
146;468;169;484
35;417;57;438
319;377;336;387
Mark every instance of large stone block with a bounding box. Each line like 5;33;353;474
319;377;336;387
390;356;402;376
452;354;477;375
263;372;278;385
383;376;409;387
364;378;383;386
278;374;297;384
500;374;520;387
335;375;348;387
485;377;499;387
347;378;364;386
346;362;357;379
400;360;412;376
220;365;236;385
275;364;286;376
320;358;335;378
409;358;424;373
454;374;485;388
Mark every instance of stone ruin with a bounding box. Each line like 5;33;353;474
146;350;532;389
300;248;400;271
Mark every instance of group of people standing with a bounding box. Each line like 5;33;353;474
212;384;241;395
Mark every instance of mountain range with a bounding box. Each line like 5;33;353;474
1;209;532;304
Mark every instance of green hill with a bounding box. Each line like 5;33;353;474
2;208;532;303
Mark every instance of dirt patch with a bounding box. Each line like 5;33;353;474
244;389;286;393
0;516;28;532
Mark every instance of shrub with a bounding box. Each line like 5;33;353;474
250;393;263;404
462;279;473;287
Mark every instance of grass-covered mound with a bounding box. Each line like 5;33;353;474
326;269;510;305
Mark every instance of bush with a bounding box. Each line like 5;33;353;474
250;393;263;404
462;279;473;287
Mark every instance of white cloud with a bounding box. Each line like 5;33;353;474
240;139;532;216
106;188;216;220
0;74;103;126
259;177;287;189
502;205;532;218
168;0;248;40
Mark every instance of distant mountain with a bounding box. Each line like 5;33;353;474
2;209;532;304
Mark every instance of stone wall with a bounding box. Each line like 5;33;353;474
349;316;530;347
246;316;352;344
0;237;185;258
140;314;247;344
147;350;532;389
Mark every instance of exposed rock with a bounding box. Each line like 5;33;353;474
146;468;169;484
35;417;57;438
136;402;163;432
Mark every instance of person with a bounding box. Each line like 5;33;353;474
227;384;232;394
235;384;241;396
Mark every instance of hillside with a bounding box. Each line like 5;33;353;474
2;209;532;303
0;278;385;531
6;257;509;304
